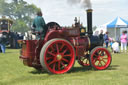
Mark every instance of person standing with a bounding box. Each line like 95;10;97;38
0;32;6;53
104;32;109;48
120;31;127;52
99;30;104;46
0;33;2;53
32;11;47;40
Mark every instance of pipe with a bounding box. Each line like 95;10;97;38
86;9;93;36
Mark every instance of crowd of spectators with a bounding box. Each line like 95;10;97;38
98;30;127;53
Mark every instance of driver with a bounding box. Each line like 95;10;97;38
32;11;47;40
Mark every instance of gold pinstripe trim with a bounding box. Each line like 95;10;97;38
87;36;91;49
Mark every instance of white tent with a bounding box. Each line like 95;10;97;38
93;21;111;36
94;17;128;40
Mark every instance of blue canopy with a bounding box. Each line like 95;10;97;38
107;17;128;28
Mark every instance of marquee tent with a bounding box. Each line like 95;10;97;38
107;17;128;28
94;17;128;40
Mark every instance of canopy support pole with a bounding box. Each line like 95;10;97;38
115;27;117;40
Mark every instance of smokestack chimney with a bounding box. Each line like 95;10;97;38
86;9;93;36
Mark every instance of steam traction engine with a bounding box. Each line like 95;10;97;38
0;16;19;48
19;9;112;74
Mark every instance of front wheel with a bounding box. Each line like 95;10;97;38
89;46;112;70
40;38;75;74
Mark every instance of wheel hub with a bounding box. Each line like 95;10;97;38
57;54;62;60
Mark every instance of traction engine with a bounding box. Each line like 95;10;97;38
19;9;112;74
0;16;20;48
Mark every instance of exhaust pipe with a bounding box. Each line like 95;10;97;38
86;9;93;36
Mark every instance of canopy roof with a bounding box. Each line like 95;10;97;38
107;17;128;28
0;16;13;25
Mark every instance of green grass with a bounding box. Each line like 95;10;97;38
0;48;128;85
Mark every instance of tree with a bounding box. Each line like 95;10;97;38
0;0;10;15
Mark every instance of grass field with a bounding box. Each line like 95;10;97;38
0;48;128;85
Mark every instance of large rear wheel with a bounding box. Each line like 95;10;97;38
40;38;75;74
89;46;112;70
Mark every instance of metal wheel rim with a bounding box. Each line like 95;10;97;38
91;48;111;70
44;40;75;74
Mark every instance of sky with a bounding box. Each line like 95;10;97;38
24;0;128;27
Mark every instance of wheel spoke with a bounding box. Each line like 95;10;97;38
52;63;56;71
94;54;98;57
100;50;104;56
101;50;104;54
97;50;100;54
93;58;98;64
103;54;107;57
98;50;101;55
48;60;56;66
61;62;67;69
98;61;100;66
100;62;103;66
47;51;56;57
56;43;59;53
103;57;108;59
98;60;103;66
50;45;54;52
63;54;72;57
46;57;53;61
58;61;61;70
101;52;107;56
102;59;106;64
62;58;69;63
60;43;65;51
62;48;68;54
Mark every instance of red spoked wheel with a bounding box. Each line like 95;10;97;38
78;56;90;67
40;38;75;74
89;46;112;70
